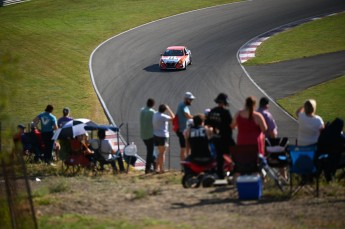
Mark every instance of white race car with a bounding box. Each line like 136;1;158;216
159;46;192;70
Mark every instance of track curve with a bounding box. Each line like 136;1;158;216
90;0;345;168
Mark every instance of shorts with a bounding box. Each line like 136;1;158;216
154;136;168;147
176;131;186;148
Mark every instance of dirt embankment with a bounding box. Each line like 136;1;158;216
31;171;345;228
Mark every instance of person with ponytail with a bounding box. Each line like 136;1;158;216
231;96;267;155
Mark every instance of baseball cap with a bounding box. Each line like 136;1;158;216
17;124;26;129
185;92;195;100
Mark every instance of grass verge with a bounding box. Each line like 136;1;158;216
245;12;345;64
244;12;345;122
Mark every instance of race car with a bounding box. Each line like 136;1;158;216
159;46;192;70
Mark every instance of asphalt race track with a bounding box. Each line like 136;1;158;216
90;0;345;169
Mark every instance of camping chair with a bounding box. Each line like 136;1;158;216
265;137;289;168
288;145;320;197
230;145;260;175
265;137;289;184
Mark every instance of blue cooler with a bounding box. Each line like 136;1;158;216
236;175;262;200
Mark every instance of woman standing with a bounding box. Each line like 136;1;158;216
152;104;175;173
231;96;267;155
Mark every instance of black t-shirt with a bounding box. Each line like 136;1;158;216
189;126;211;159
205;106;234;144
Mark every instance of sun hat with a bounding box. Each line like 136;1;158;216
214;93;229;105
184;92;195;100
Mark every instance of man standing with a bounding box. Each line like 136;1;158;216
205;93;235;179
140;98;156;174
257;97;278;138
175;92;195;162
33;104;58;165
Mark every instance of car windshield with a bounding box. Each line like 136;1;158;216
163;49;184;56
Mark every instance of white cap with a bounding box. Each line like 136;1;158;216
184;92;195;100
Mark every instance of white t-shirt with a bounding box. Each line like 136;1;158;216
297;112;324;146
152;112;171;138
99;139;114;160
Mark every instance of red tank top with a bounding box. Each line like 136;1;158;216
236;115;265;155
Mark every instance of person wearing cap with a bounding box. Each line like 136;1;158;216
296;99;324;146
33;104;58;165
175;92;195;162
205;93;235;179
257;97;278;139
58;107;73;128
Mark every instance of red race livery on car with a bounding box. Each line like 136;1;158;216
159;46;192;70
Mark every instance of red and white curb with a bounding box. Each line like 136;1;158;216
238;12;341;64
239;37;269;63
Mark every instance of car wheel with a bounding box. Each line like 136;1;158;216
189;56;192;65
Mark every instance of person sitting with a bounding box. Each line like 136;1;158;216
27;122;45;162
94;129;119;172
317;117;345;182
68;134;94;168
296;99;324;146
184;114;214;165
13;124;26;145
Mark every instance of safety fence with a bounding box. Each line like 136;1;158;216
0;122;38;229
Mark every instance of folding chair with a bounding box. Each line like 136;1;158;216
265;137;289;185
265;137;289;168
288;145;319;197
230;145;260;175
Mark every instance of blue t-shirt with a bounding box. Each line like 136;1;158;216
38;112;57;132
176;102;190;132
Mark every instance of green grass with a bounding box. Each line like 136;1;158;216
0;0;238;128
277;75;345;123
244;12;345;123
245;12;345;64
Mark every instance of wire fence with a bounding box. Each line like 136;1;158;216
0;122;38;229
